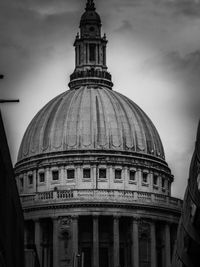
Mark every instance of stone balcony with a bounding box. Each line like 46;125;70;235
20;189;182;212
68;69;113;89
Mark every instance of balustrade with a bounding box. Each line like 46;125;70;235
20;189;182;210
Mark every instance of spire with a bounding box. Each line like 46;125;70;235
86;0;95;11
68;0;113;90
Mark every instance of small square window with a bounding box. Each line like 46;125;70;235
142;172;148;183
52;170;59;181
153;175;158;185
83;169;91;179
39;172;45;183
28;174;33;185
130;170;136;181
115;169;122;179
67;169;75;179
89;44;96;61
99;168;106;179
162;178;165;188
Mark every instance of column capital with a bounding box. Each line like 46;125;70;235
51;216;59;222
92;213;99;218
71;214;79;220
33;218;40;222
145;217;157;224
113;214;120;220
132;216;140;223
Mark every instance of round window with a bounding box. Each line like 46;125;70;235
89;26;95;32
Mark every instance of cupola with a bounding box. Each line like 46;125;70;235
69;0;113;89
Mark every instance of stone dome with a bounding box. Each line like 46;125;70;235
80;0;101;26
80;10;101;25
17;86;165;162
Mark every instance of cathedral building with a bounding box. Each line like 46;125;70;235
15;1;182;267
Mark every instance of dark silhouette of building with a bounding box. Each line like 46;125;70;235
15;1;182;267
172;120;200;267
0;110;24;267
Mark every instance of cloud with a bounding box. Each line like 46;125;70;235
0;0;80;97
142;50;200;121
164;0;200;17
115;20;133;33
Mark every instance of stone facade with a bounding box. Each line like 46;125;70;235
172;121;200;267
15;1;182;267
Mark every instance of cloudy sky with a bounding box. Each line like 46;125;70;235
1;0;200;198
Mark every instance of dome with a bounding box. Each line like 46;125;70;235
80;10;101;26
80;0;101;26
17;86;165;162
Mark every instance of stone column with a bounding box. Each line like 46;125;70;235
132;218;139;267
93;215;99;267
149;172;153;191
72;215;79;260
164;223;171;267
138;169;142;191
46;167;50;190
60;166;65;185
34;219;42;264
52;217;59;267
113;216;120;267
150;221;156;267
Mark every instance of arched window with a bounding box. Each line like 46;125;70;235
89;44;96;61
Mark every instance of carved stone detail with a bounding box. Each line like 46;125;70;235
59;216;72;229
138;221;150;240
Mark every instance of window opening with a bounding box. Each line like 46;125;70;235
39;172;45;183
115;169;122;179
83;168;91;179
28;174;33;185
67;169;75;179
99;168;106;179
142;172;148;183
52;170;59;181
130;170;136;181
89;44;96;61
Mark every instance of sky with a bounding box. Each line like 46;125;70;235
0;0;200;198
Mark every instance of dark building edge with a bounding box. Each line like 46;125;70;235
0;111;24;267
172;120;200;267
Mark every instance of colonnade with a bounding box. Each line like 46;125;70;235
26;215;173;267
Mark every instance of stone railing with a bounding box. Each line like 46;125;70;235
70;70;112;81
20;189;182;210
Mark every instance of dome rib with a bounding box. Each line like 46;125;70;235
66;87;84;148
117;92;146;152
95;88;109;148
109;90;135;150
41;96;64;152
103;88;123;148
51;89;75;150
134;104;157;156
